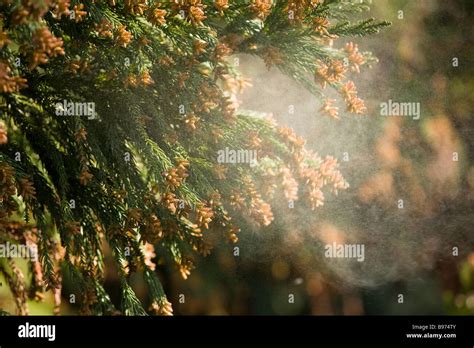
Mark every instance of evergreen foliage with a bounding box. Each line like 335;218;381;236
0;0;388;315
